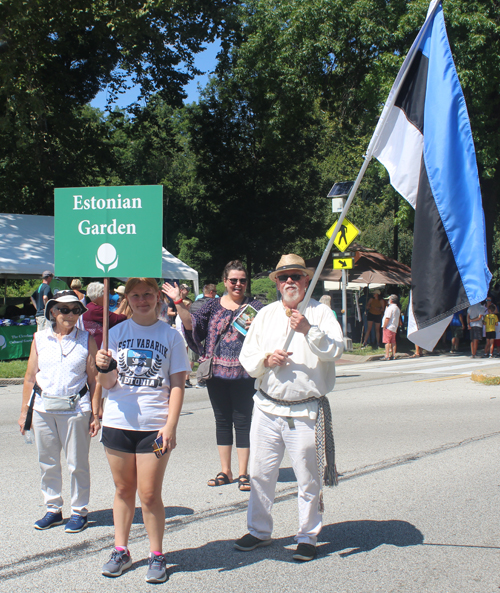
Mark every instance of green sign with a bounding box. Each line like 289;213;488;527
0;325;36;360
55;186;163;277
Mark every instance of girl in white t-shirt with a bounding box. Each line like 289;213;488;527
96;278;190;583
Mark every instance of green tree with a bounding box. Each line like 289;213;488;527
0;0;239;213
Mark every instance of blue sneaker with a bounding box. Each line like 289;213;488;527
34;511;64;530
102;549;132;577
65;514;88;533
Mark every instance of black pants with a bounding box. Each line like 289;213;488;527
206;377;255;448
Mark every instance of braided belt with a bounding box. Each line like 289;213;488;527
259;389;338;513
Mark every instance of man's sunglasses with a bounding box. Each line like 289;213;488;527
277;274;305;282
55;307;82;316
227;278;247;285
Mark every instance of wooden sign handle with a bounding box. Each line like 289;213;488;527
103;277;110;352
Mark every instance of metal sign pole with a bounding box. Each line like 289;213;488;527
342;269;347;338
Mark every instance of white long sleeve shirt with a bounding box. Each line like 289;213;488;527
239;299;344;419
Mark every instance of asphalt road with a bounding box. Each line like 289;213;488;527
0;353;498;593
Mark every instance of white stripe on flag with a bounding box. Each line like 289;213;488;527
372;107;423;208
407;292;452;351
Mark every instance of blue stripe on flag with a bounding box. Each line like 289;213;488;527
422;5;491;303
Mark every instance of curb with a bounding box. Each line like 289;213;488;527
0;378;24;386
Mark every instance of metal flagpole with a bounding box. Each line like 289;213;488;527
281;0;441;352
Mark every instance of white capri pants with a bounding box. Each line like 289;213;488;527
247;405;322;545
32;410;91;517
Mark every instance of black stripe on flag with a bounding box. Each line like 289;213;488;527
411;156;469;328
395;50;427;135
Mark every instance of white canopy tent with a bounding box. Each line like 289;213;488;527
0;213;199;294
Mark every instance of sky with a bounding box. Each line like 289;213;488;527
90;41;220;111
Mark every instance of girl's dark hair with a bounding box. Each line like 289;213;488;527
222;260;247;281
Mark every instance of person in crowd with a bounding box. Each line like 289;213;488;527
234;254;343;562
82;282;127;350
174;297;194;388
115;285;126;305
18;290;100;533
361;289;385;348
109;287;120;312
381;294;401;360
96;278;190;583
191;283;217;314
411;344;424;358
163;261;263;492
82;282;128;418
31;271;54;331
70;279;86;304
449;310;466;353
482;304;498;358
319;294;338;320
165;283;189;326
467;301;484;358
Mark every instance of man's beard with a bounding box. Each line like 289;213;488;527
281;285;299;305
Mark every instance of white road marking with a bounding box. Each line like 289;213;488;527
339;357;500;376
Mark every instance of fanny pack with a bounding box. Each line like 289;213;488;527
34;382;88;412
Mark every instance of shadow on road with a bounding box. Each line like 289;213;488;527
89;505;194;527
166;519;423;574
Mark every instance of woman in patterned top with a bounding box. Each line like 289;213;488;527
163;261;263;491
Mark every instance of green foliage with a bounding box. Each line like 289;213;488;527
249;278;277;303
5;279;40;298
0;0;239;212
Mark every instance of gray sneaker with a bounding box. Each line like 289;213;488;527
102;548;132;577
146;553;168;583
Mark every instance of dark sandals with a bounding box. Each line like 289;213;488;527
207;472;231;487
238;474;251;492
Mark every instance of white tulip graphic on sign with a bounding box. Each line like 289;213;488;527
96;243;119;273
0;335;6;350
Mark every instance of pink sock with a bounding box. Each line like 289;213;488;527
150;551;163;556
115;546;128;552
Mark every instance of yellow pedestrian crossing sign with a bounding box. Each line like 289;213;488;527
326;217;359;251
333;258;354;270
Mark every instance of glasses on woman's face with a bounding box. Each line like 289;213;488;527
227;278;247;285
277;274;304;283
55;307;81;316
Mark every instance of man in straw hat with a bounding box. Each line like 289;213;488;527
235;254;344;562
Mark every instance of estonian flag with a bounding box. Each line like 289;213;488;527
369;0;491;351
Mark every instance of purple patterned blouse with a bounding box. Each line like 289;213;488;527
185;298;264;380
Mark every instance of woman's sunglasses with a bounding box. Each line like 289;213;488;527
276;274;304;282
227;278;247;285
55;307;82;316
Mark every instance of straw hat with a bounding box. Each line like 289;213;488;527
115;285;126;296
269;254;314;282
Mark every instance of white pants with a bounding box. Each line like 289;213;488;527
32;410;91;516
247;406;322;545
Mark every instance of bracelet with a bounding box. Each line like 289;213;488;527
96;358;117;374
173;298;183;305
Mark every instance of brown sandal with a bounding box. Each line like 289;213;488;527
238;474;251;491
207;472;231;487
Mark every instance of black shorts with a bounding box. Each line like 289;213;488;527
367;312;382;323
101;426;158;454
486;331;496;340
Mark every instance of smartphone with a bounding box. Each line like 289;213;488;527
152;435;168;458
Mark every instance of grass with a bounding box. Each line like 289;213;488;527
471;372;500;386
0;359;28;379
350;343;386;356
